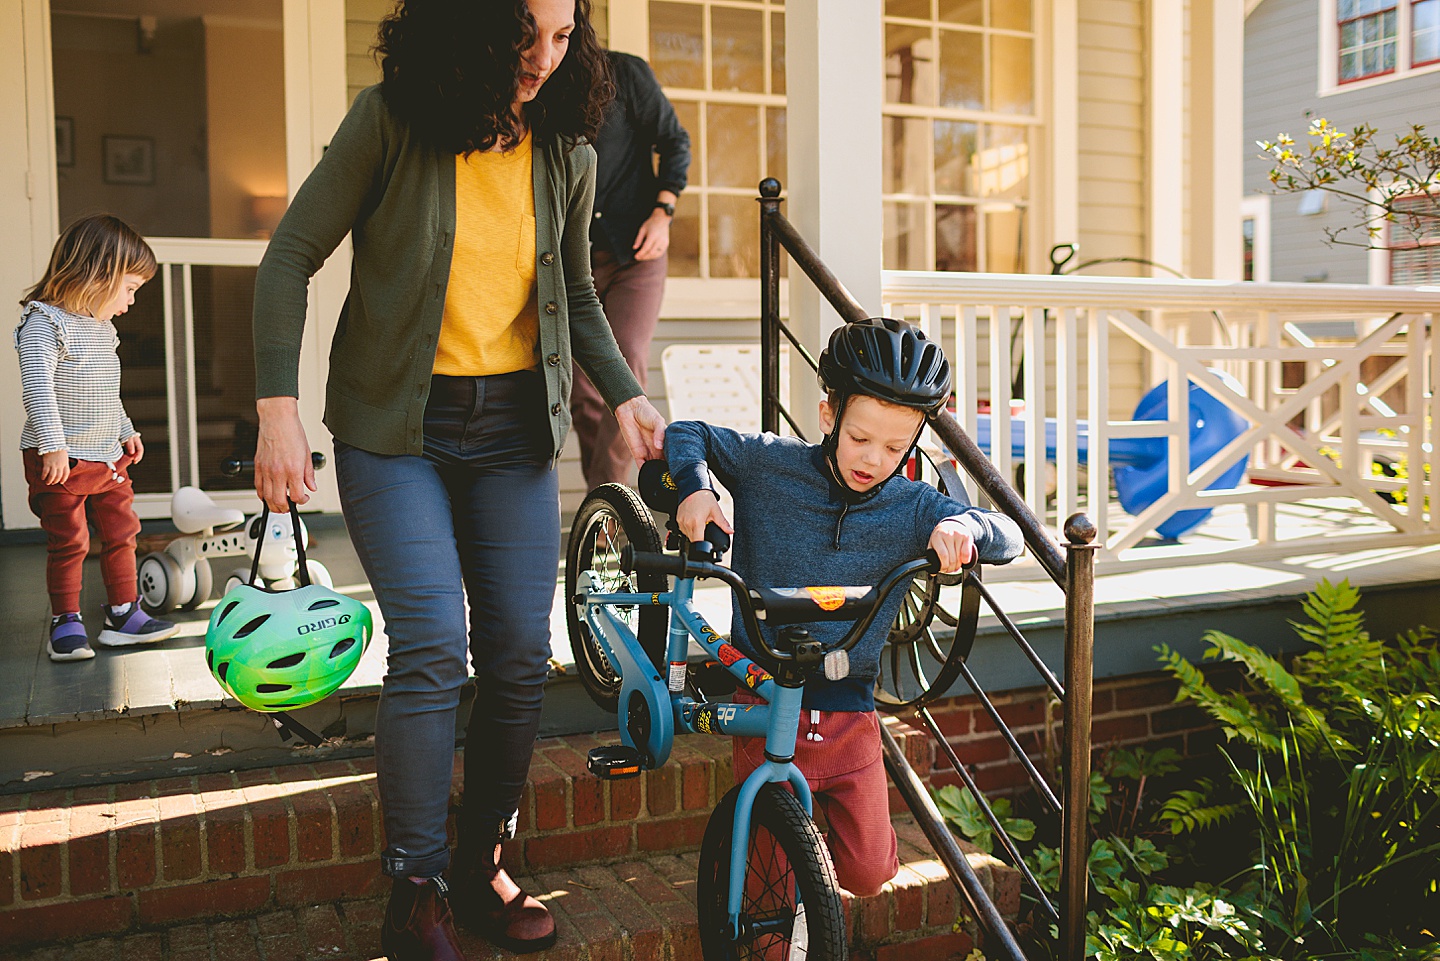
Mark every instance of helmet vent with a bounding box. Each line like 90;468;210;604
267;653;305;670
256;683;291;693
329;637;356;659
206;650;214;670
216;599;240;624
269;703;298;709
233;614;271;638
307;599;341;611
217;662;229;682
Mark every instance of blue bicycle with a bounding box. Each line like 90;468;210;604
565;461;942;961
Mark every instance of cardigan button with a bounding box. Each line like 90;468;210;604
550;403;562;415
546;352;561;366
544;301;559;315
541;252;555;266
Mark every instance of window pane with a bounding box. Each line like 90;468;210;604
1418;0;1440;31
771;12;786;94
673;100;701;184
990;35;1032;114
193;266;258;490
765;107;787;181
1339;0;1357;18
885;202;929;269
1340;20;1358;48
711;6;765;93
933;119;978;196
709;194;759;277
1384;8;1397;34
887;0;932;18
979;124;1028;199
935;204;977;271
993;0;1031;31
937;0;982;24
985;207;1025;273
52;5;286;239
885;116;930;194
1341;50;1359;78
886;23;936;105
1382;37;1396;69
938;29;984;110
651;1;705;89
670;192;701;277
1363;15;1380;41
707;104;760;188
1362;44;1379;73
1417;6;1440;65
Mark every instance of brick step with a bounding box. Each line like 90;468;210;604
0;725;1013;954
3;829;1008;961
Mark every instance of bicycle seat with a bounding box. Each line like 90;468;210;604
171;486;246;534
751;585;878;625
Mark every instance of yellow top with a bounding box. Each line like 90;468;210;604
434;135;539;376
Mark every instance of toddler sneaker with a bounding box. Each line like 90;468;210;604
48;613;95;662
96;601;180;647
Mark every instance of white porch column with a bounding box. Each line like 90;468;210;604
1188;0;1245;280
785;0;884;438
1148;0;1185;277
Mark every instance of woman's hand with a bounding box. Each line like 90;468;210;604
614;395;667;465
40;450;70;486
928;518;976;574
677;491;733;544
255;396;316;512
122;434;145;464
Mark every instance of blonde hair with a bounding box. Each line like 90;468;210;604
23;214;156;316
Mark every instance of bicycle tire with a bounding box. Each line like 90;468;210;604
565;484;667;712
697;783;847;961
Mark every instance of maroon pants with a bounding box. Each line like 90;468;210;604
570;248;668;489
24;448;141;615
732;691;900;899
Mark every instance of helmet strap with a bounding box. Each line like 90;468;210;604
248;499;310;589
272;710;324;746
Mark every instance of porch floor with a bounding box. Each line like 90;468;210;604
4;499;1440;791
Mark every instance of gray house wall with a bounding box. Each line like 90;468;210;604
1244;0;1440;284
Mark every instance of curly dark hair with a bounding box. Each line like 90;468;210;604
375;0;613;153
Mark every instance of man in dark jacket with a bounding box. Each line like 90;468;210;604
572;50;691;488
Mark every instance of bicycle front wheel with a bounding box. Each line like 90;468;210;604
697;784;847;961
565;484;667;712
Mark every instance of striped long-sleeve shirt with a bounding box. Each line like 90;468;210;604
14;301;136;462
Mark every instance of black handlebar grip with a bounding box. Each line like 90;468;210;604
923;548;943;574
704;522;732;555
621;546;687;577
221;452;327;476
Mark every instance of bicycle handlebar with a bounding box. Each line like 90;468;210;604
221;452;327;476
620;545;949;671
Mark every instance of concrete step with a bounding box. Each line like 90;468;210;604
0;727;1016;956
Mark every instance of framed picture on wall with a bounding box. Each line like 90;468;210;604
103;136;154;185
55;117;74;167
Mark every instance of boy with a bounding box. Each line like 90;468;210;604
665;317;1023;897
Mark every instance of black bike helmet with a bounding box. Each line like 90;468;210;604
818;318;952;413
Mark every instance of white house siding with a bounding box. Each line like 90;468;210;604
1244;0;1440;284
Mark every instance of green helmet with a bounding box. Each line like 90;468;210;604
205;583;373;713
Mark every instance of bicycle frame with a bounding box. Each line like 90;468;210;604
579;572;813;938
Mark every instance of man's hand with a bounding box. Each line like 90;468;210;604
122;434;145;464
40;450;70;486
254;396;316;513
676;491;733;544
632;209;672;261
928;518;975;574
614;395;667;465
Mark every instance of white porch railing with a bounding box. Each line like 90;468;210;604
882;271;1440;570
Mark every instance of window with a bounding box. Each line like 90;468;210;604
1324;0;1440;89
1388;192;1440;284
649;0;786;278
881;0;1036;272
1338;0;1398;82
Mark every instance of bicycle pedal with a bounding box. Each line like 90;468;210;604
587;745;644;779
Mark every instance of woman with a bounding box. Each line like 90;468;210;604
250;1;664;958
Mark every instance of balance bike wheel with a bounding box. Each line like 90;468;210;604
138;552;183;615
178;557;214;612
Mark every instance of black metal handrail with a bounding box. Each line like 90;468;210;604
755;178;1096;961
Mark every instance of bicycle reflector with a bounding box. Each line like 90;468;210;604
587;745;644;779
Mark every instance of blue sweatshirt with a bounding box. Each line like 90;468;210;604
665;422;1024;711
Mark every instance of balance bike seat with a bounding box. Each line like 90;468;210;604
171;486;246;534
1112;371;1249;541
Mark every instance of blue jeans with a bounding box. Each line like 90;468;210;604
335;371;560;879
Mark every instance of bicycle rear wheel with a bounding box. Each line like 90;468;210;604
697;784;847;961
565;484;667;712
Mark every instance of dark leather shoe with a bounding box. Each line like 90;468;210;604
381;876;466;961
453;818;556;954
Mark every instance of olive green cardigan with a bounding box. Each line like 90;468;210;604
253;84;642;460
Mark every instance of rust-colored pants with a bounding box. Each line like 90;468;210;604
24;448;140;615
732;690;900;898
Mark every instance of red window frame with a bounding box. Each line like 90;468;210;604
1338;0;1399;83
1414;0;1440;67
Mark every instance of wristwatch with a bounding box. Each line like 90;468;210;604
654;201;675;217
